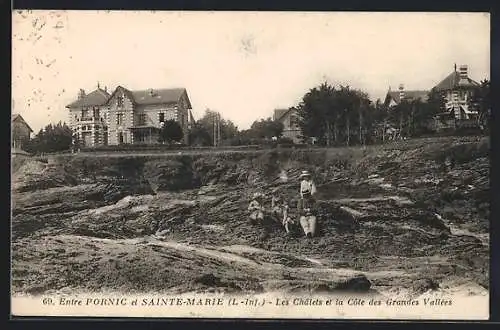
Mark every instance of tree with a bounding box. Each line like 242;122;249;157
188;122;212;146
248;118;284;139
470;79;490;130
196;109;238;146
370;98;388;143
296;82;372;146
220;119;238;140
296;82;337;146
159;120;183;144
24;122;73;153
418;88;447;133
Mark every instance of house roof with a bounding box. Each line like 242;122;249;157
274;108;294;121
188;109;195;123
433;71;480;91
66;88;111;108
11;113;33;132
385;90;429;105
132;88;189;106
107;86;192;108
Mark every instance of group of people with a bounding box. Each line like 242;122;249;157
248;170;318;238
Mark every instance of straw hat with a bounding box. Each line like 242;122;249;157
252;192;264;200
299;170;311;178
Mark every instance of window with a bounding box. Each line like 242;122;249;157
159;113;165;123
93;107;100;119
117;95;124;108
138;114;146;126
81;108;89;119
117;113;124;125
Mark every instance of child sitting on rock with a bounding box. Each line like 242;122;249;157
282;202;296;234
271;195;284;222
298;194;317;238
248;192;265;224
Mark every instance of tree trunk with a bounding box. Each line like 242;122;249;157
407;113;411;137
382;119;386;143
346;115;351;146
359;109;363;145
325;121;331;147
334;114;339;144
399;113;403;139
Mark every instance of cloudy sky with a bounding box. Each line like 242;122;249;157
12;11;490;132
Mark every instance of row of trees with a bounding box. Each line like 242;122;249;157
293;79;490;146
24;122;73;154
19;78;490;153
188;109;284;146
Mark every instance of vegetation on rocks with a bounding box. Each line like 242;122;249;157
11;136;489;297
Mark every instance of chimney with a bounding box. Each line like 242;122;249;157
97;81;100;89
78;89;86;100
398;84;405;101
458;65;469;86
459;65;468;78
104;86;107;92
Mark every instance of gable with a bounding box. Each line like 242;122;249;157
274;108;293;122
434;71;480;91
106;86;135;106
11;114;33;132
180;90;192;109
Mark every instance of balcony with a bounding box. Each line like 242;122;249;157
78;117;104;123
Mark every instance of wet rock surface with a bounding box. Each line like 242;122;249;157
11;136;489;297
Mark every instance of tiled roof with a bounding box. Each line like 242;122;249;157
433;71;480;91
107;86;191;108
66;88;111;108
386;90;429;105
131;88;188;106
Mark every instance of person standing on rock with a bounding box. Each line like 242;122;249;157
248;192;265;224
299;170;317;199
298;170;318;238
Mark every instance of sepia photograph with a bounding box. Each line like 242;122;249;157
11;11;490;319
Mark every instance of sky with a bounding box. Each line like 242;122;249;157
12;11;490;133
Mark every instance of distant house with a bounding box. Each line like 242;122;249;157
66;84;111;147
11;113;33;150
273;108;302;143
105;86;193;145
433;64;480;121
383;84;429;108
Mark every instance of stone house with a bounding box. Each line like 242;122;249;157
105;86;193;145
